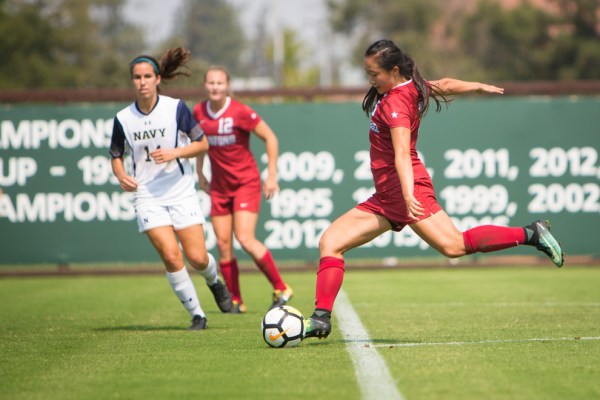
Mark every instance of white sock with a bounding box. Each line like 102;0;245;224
196;253;218;286
166;267;205;317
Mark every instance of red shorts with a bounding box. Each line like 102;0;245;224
356;178;442;231
210;184;262;216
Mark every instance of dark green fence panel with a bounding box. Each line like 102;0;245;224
1;98;598;264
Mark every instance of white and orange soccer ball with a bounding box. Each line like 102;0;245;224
261;305;305;348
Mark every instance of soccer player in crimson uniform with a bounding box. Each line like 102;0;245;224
193;66;293;313
109;49;232;331
304;39;564;339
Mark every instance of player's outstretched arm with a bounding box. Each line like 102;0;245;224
429;78;504;96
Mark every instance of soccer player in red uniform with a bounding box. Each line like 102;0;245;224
193;66;293;313
304;39;564;339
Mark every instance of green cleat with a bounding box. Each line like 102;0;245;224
525;220;564;267
304;315;332;339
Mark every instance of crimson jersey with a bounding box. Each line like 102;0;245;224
192;97;262;194
369;80;430;198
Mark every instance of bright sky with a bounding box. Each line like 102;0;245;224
122;0;361;85
123;0;326;49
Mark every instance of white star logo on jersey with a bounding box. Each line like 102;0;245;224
391;111;398;118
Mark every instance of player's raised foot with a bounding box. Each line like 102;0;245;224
189;315;207;330
208;279;233;313
230;300;247;314
269;285;294;310
525;219;564;267
304;310;332;339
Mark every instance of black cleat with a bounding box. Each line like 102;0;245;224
525;220;564;267
189;315;207;330
304;314;332;339
208;279;233;313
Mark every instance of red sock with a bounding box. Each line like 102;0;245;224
254;250;286;291
315;256;345;312
463;225;526;254
220;258;242;303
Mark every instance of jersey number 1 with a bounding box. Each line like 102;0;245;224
144;145;161;162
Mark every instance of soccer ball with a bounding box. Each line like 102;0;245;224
261;305;305;348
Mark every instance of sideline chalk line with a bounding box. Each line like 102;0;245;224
332;291;598;398
371;336;600;348
335;289;404;400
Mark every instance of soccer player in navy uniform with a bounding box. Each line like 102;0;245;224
109;48;232;330
193;66;293;313
304;39;564;339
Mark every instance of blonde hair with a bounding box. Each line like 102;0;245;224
204;65;231;82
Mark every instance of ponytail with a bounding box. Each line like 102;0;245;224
158;47;191;82
130;47;191;91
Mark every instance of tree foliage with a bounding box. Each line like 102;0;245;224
175;0;245;75
265;29;320;87
460;1;555;80
0;0;143;89
327;0;442;73
327;0;600;81
460;0;600;80
0;0;598;90
548;0;600;79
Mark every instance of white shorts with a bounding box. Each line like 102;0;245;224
134;198;206;233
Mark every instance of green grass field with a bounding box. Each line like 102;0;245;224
1;266;599;400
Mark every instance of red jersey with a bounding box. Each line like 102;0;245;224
369;80;430;197
192;97;262;194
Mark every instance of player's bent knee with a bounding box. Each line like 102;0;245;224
187;252;209;270
216;238;232;252
438;244;466;258
160;248;181;266
319;232;343;255
235;235;258;252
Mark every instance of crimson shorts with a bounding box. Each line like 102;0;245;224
210;183;262;216
356;178;442;231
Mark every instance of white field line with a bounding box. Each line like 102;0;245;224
353;302;600;308
371;336;600;348
335;289;404;400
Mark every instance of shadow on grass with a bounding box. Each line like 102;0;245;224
353;338;424;344
94;325;185;332
304;337;423;347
